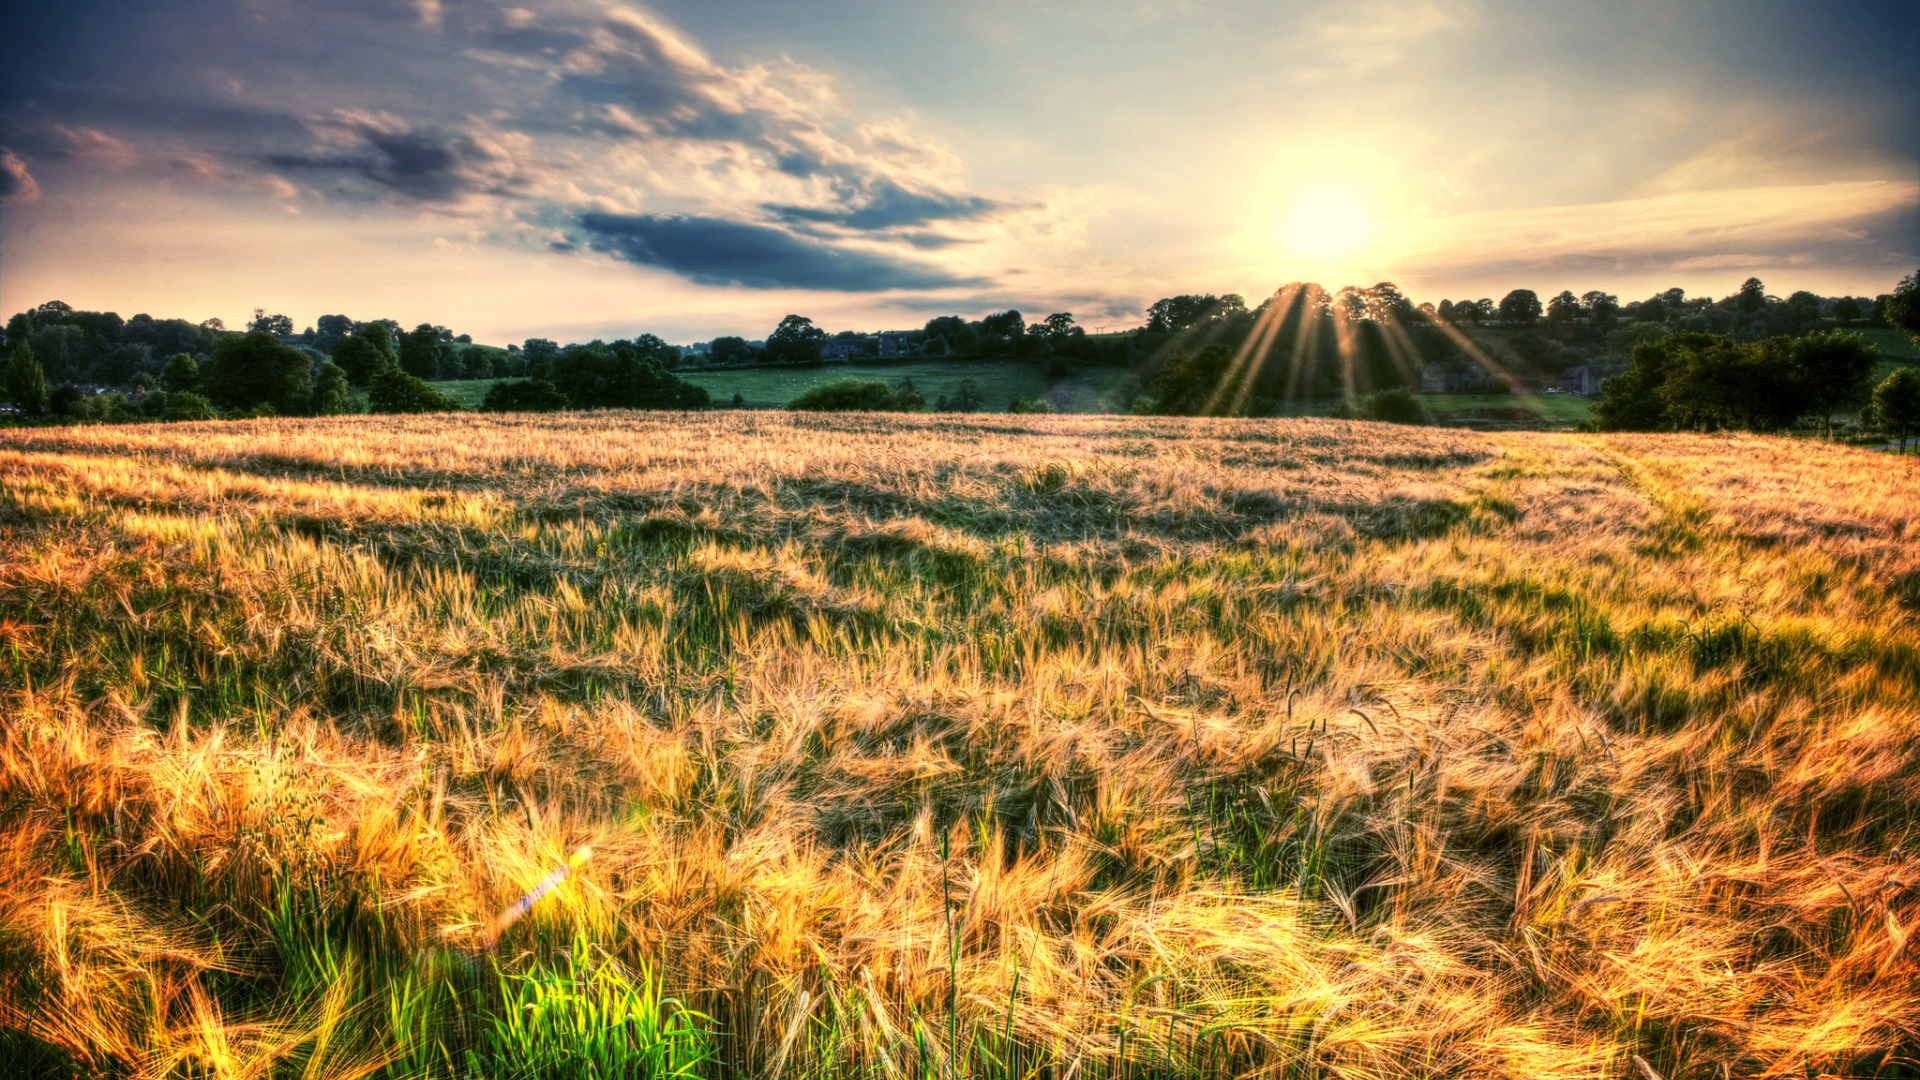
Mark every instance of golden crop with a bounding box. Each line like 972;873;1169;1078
1;411;1916;1078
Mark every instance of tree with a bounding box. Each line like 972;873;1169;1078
1498;289;1542;325
5;342;48;416
313;314;354;354
766;315;827;365
204;331;313;414
937;379;985;413
312;362;354;415
542;339;708;410
1659;336;1802;433
367;369;462;414
1833;297;1863;324
1146;294;1246;333
163;392;216;422
1546;290;1580;323
248;308;295;337
1872;367;1920;452
161;352;200;392
1581;291;1620;322
1735;277;1767;314
1437;299;1456;322
1883;270;1920;344
481;379;570;412
1792;330;1880;438
331;335;393;386
706;336;754;365
980;310;1026;347
1136;345;1242;416
400;323;450;380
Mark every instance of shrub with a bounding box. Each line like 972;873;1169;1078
163;392;217;422
1360;386;1430;424
786;378;923;412
1008;396;1057;414
368;369;463;414
482;378;571;413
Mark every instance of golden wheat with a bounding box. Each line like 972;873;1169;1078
1;412;1916;1078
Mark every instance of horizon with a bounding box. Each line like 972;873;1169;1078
2;0;1915;345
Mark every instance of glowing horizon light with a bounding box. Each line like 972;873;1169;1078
1282;190;1372;258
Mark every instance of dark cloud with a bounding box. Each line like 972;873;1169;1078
579;212;985;291
768;179;1003;231
264;119;529;202
0;148;37;201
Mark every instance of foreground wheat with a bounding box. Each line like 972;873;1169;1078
1;412;1916;1079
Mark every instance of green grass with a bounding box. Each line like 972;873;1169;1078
1423;392;1594;423
428;379;504;408
433;363;1140;413
680;360;1056;410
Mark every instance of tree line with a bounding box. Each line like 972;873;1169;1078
4;271;1916;433
0;303;708;422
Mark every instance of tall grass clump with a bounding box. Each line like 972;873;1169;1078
0;411;1916;1079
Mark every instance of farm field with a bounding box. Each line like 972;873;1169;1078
434;362;1138;413
1422;392;1593;425
2;414;1918;1079
427;378;501;408
679;360;1083;410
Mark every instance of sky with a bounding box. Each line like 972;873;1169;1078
0;0;1915;345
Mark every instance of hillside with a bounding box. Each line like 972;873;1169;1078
1;414;1917;1078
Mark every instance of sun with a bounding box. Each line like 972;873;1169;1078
1282;190;1371;256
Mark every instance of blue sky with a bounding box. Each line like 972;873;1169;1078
1;0;1914;344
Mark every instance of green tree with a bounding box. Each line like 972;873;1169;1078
400;323;450;380
248;308;295;337
1791;330;1880;438
1546;290;1580;323
1833;297;1863;324
5;342;48;416
1498;289;1542;325
944;379;984;412
766;315;827;365
542;339;707;410
204;331;314;414
1735;277;1767;314
161;352;200;393
367;369;462;414
1580;291;1620;322
313;314;354;354
1136;344;1243;416
1882;270;1920;344
706;336;754;365
481;379;570;412
1145;294;1246;333
979;310;1026;350
163;392;217;422
1872;367;1920;452
311;362;354;415
1659;336;1802;433
331;334;392;386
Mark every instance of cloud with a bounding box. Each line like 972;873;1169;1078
578;212;985;291
1394;179;1920;281
767;179;1004;231
0;149;37;202
264;112;535;203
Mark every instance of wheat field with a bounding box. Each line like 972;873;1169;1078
1;412;1917;1079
